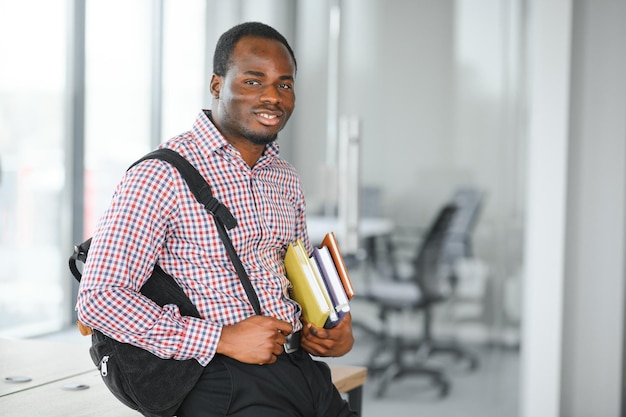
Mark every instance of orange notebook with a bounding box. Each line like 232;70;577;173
320;232;355;299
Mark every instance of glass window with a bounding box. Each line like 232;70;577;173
0;0;67;336
0;0;209;337
161;0;207;142
83;0;207;233
83;0;153;233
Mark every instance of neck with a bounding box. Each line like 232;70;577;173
229;137;265;168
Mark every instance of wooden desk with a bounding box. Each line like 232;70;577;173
0;371;137;417
0;338;367;416
0;338;93;396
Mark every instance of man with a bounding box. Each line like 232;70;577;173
77;22;356;417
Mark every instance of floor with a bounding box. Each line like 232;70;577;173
337;338;519;417
325;301;520;417
38;301;520;417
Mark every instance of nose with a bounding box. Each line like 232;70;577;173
260;85;280;104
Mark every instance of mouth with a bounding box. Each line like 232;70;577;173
255;110;282;127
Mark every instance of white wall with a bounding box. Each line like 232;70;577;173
291;0;332;207
521;1;626;416
561;1;626;415
340;0;455;224
520;0;572;415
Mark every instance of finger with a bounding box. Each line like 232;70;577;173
313;328;331;339
301;340;327;357
273;342;285;356
305;324;332;342
271;351;280;362
275;330;288;345
275;320;293;334
307;338;334;353
306;322;332;339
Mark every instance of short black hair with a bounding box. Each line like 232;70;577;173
213;21;297;76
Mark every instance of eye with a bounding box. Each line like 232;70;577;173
279;83;293;90
245;79;261;86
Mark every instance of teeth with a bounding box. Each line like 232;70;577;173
259;113;277;119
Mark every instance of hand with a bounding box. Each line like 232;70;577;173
217;315;293;364
300;313;354;357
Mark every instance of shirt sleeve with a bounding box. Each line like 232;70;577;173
76;159;221;366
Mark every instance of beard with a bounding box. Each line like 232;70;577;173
245;130;278;146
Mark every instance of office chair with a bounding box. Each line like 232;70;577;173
441;187;485;283
421;187;484;367
363;204;459;398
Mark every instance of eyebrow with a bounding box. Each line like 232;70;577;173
244;70;294;81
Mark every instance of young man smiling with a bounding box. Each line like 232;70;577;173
77;22;357;417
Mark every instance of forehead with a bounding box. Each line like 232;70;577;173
230;36;296;75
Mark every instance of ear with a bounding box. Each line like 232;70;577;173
210;74;222;100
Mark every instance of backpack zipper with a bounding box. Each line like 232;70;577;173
100;355;109;376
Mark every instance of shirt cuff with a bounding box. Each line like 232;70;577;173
176;315;223;366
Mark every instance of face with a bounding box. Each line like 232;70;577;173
210;36;296;146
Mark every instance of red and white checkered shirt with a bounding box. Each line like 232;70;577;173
76;111;310;366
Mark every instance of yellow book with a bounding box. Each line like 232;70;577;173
284;240;331;327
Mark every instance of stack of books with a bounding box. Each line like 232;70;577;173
284;232;355;328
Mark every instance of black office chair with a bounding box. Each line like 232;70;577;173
441;187;485;284
420;187;484;368
363;204;459;397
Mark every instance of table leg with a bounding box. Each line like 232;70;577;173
347;386;363;415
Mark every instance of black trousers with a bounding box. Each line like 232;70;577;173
176;349;358;417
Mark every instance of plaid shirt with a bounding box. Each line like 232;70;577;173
77;111;310;366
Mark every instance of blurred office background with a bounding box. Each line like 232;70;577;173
1;1;625;416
